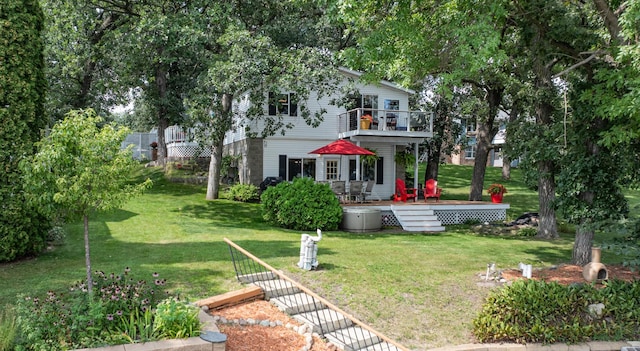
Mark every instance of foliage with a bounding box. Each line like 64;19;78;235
261;177;342;231
0;0;50;262
394;149;415;166
517;227;537;237
19;109;152;289
153;298;201;339
13;269;175;350
473;279;640;344
602;216;640;271
0;307;17;351
486;184;507;195
360;148;379;167
227;184;260;203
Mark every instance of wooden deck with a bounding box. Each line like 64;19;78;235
341;199;510;226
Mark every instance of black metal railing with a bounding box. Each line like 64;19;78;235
225;238;409;351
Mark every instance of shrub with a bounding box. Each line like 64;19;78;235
473;279;640;344
227;183;259;202
154;298;201;338
13;268;196;350
517;227;537;237
261;177;342;231
0;307;17;351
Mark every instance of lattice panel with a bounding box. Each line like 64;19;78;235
434;209;506;225
381;210;400;227
167;144;211;158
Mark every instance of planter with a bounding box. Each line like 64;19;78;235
490;192;504;203
360;119;371;130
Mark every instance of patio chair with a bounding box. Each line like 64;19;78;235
330;180;346;203
348;180;364;203
361;181;375;202
394;178;417;202
423;178;442;202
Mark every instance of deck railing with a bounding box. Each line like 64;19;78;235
338;108;432;134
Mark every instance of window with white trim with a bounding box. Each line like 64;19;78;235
268;92;297;116
326;160;338;180
465;137;477;159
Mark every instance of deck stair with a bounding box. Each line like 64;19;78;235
390;204;445;232
225;238;408;351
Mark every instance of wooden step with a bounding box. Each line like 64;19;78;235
194;285;264;310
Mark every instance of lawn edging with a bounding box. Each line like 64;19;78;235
429;341;640;351
72;309;225;351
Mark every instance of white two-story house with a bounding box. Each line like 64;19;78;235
221;68;434;201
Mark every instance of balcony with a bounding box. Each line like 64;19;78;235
338;108;433;140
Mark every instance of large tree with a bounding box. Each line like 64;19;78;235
338;0;515;201
0;0;50;262
20;109;151;291
41;0;129;122
184;3;348;199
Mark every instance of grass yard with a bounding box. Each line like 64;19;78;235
1;165;637;350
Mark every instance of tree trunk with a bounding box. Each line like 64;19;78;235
206;93;233;200
424;143;441;181
536;160;559;239
572;224;594;265
84;214;93;294
206;142;223;200
155;63;168;167
469;87;501;201
469;140;491;201
501;155;511;180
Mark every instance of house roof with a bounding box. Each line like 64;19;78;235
338;67;416;95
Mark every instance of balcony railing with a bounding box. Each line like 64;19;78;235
338;108;433;134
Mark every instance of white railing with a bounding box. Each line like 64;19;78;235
338;108;433;134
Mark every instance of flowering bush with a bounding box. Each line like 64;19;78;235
487;183;507;194
13;269;198;350
360;114;373;122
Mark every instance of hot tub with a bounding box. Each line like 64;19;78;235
341;208;381;232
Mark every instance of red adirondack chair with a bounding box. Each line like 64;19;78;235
394;178;417;202
423;179;442;202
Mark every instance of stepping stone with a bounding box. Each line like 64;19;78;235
252;279;300;299
271;292;325;314
293;308;352;334
325;326;380;351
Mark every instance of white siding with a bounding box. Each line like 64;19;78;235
263;139;397;199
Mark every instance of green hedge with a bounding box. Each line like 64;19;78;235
261;177;342;231
473;279;640;344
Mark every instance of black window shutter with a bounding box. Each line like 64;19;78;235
376;157;384;184
268;92;277;115
290;93;297;116
279;155;287;179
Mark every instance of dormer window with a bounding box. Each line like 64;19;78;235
268;92;297;116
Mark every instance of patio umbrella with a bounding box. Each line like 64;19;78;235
308;139;374;156
308;139;374;181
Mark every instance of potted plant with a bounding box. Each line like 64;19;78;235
487;183;507;203
360;114;373;130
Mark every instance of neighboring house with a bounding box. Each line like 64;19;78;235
446;112;509;168
217;68;434;201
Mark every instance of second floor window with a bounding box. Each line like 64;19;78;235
269;92;297;116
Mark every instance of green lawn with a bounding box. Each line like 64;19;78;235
1;165;637;350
